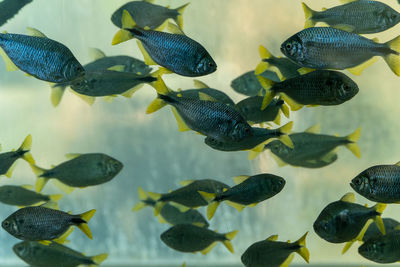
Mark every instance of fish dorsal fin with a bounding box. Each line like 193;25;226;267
143;0;155;3
193;79;209;89
171;107;191;132
279;253;295;267
340;192;355;203
232;175;250;185
198;92;217;102
107;65;125;72
65;153;82;160
136;40;157;65
347;57;378;76
340;0;359;4
305;124;321;134
26;27;47;38
166;22;185;35
88;48;106;61
395;161;400;166
40;201;59;210
266;234;278;241
321;7;328;11
259;45;272;59
21;185;33;190
179;180;195;186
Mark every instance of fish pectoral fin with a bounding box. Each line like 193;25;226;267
279;253;295;267
170;107;191;132
271;153;287;167
53;180;75;194
107;65;125;72
26;27;47;38
281;102;290;118
169;202;191;212
333;24;356;32
280;93;303;111
320;150;338;163
53;227;74;244
38;240;52;246
88;48;106;61
268;66;284;81
340;192;355;203
232;175;250;185
166;22;185;35
136;40;157;65
0;47;19;71
347;57;378;76
226;201;246;212
200;241;217;255
198;92;217;102
193;79;209;89
51;85;67;107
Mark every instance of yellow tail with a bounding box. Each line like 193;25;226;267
223;230;238;253
77;209;96;239
146;77;172;114
257;76;275;110
302;3;316;28
373;203;387;235
345;127;361;158
174;3;190;30
207;201;220;220
295;232;310;263
384;35;400;76
17;134;35;165
112;10;136;45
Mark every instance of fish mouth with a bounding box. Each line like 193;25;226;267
349;181;356;191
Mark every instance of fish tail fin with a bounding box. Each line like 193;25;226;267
198;191;219;219
345;127;361;158
174;3;190;30
384;35;400;76
294;231;310;263
49;194;63;202
278;121;293;135
50;84;67;107
146;77;172;114
223;230;238;253
150;76;171;95
373;203;387;234
17;134;35;164
154;201;166;216
132;187;150;212
150;67;173;79
77;209;96;239
90;253;108;266
302;2;316;28
31;165;49;192
257;76;275;110
280;101;290;118
112;10;137;45
277;123;294;148
254;45;271;74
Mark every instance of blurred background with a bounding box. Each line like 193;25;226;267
0;0;399;266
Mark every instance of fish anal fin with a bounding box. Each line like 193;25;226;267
53;180;75;194
136;40;157;65
200;241;217;255
226;201;246;212
0;47;18;71
171;107;191;132
347;57;378;76
53;227;74;244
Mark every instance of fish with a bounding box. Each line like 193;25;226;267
160;224;238;254
255;45;301;81
204;122;293;152
0;0;32;27
111;1;189;30
132;187;209;228
302;1;400;34
0;185;62;207
13;241;108;267
351;162;400;203
0;27;84;83
258;70;359;111
199;174;286;220
0;134;35;178
2;207;96;242
147;77;253;142
241;232;310;267
50;48;153;107
363;218;400;242
231;70;267;96
112;11;216;77
280;27;400;76
313;193;386;254
172;80;235;107
30;153;123;193
143;179;230;215
358;229;400;263
263;125;361;166
235;96;290;125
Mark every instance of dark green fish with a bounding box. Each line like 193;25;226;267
241;232;309;267
359;229;400;263
0;0;32;27
69;70;157;97
0;29;84;83
281;27;400;76
111;1;188;30
13;241;108;267
160;224;237;254
264;126;361;167
258;70;359;111
235;97;289;125
112;11;216;77
231;70;266;96
0;135;34;178
313;193;386;254
363;218;400;242
351;162;400;203
147;78;253;142
145;179;230;215
133;187;209;228
204;122;293;152
30;153;123;193
255;45;301;81
0;185;62;207
2;207;96;241
302;1;400;34
199;174;286;220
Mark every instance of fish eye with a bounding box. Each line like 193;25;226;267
3;221;9;227
286;43;292;50
322;221;329;230
354;178;361;186
208;62;214;67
